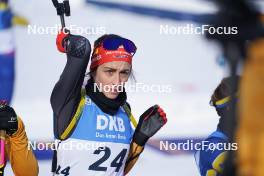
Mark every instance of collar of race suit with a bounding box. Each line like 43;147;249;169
85;78;127;116
216;108;231;139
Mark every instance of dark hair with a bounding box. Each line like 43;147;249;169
210;75;240;107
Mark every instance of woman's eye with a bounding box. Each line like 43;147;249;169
106;70;114;74
120;71;129;76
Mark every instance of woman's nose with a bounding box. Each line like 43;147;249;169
112;73;121;85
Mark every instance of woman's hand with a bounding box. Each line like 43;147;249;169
0;103;18;136
133;105;167;146
56;29;91;58
124;105;167;174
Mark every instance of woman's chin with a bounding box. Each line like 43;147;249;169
104;92;119;99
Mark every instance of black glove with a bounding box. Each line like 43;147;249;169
0;103;18;136
133;105;167;146
56;28;91;59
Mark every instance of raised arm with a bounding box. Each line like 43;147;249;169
50;31;91;138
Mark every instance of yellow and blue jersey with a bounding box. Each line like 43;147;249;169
194;131;228;176
54;96;134;175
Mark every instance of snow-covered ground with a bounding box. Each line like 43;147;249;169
2;0;238;175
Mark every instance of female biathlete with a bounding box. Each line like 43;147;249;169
50;31;167;175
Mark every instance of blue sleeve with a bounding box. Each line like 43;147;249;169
0;8;13;29
198;137;227;176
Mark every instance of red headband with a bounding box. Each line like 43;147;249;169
90;45;133;70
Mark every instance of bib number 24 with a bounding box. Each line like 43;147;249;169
89;147;128;172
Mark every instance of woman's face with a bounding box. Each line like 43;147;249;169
93;61;131;99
